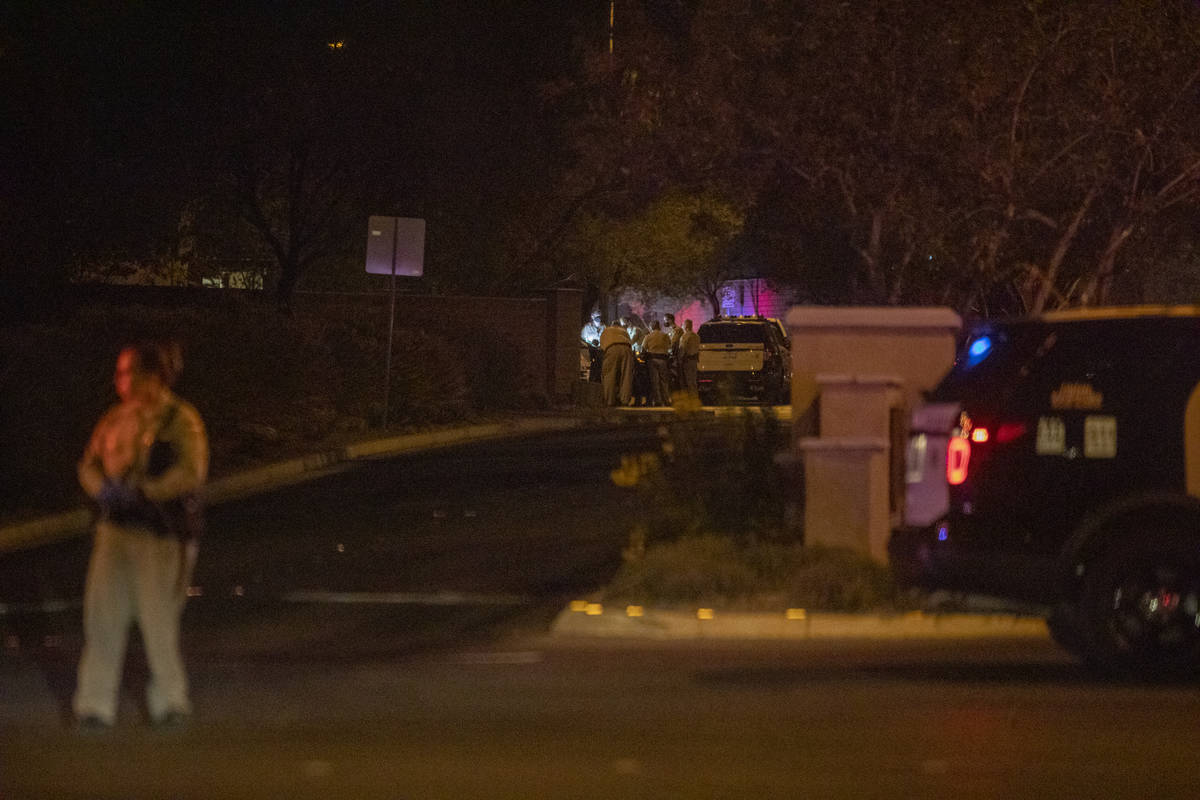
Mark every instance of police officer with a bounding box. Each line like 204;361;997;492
663;313;683;388
580;309;604;346
663;313;682;352
620;316;645;354
580;310;605;383
74;341;208;733
677;319;701;395
641;321;673;406
600;320;634;406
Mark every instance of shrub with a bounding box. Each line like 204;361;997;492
617;408;797;547
384;328;472;424
603;535;760;608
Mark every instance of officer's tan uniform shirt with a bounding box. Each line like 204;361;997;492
642;329;671;355
79;391;208;506
678;331;701;357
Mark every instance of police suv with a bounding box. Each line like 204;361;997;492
696;316;791;405
890;306;1200;678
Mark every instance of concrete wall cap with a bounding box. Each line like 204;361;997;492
798;436;889;452
785;306;962;332
814;373;904;387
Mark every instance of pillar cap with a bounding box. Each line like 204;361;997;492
798;436;888;452
786;306;961;332
814;373;904;388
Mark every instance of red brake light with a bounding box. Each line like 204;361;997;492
947;437;971;485
970;427;989;443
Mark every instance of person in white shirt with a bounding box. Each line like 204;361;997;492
580;310;604;346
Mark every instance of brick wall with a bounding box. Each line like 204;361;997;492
295;292;545;402
36;285;583;404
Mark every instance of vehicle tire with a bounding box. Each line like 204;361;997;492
1078;534;1200;680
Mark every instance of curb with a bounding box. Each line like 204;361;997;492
0;416;590;554
550;604;1049;640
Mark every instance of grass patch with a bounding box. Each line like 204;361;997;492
603;534;916;612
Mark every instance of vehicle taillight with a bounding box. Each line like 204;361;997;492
995;422;1027;443
970;427;989;443
946;436;970;485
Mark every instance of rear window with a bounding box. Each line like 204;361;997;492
928;317;1190;409
928;322;1047;406
699;323;768;344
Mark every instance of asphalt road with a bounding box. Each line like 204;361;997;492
5;636;1200;799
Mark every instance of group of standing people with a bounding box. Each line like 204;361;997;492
582;310;700;407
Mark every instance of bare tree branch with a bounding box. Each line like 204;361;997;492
1032;181;1098;314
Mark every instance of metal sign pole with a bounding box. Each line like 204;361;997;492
382;220;398;427
367;215;424;428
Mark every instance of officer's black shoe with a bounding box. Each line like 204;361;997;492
151;710;191;731
73;715;113;735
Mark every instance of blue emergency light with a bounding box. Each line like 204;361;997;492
964;335;993;368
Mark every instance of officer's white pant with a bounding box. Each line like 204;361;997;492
73;522;196;724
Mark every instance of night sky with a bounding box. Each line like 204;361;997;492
0;1;614;291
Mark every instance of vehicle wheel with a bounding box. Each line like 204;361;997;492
1078;535;1200;680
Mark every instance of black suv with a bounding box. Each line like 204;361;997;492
890;307;1200;678
696;316;791;405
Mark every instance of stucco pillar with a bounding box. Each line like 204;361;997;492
785;307;961;563
799;437;891;562
545;288;583;404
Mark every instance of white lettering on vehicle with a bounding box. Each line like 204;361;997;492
1083;416;1118;459
1036;417;1066;455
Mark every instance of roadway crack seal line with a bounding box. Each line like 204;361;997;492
0;599;83;616
0;592;531;616
281;590;531;607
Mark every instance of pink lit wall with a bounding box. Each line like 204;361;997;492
654;279;794;325
618;279;795;330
